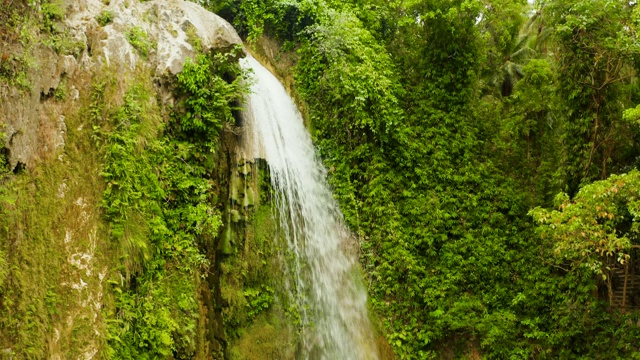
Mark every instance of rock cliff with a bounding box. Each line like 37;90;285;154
0;1;245;358
1;0;242;171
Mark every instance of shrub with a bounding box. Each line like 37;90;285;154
126;26;152;58
96;10;114;26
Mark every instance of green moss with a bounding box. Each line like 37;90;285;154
54;78;68;101
239;160;252;176
126;26;152;58
228;313;295;360
0;76;109;357
96;10;114;26
221;226;235;254
0;250;6;289
41;0;65;33
220;162;302;354
230;209;242;223
0;13;37;91
184;22;202;52
242;187;255;208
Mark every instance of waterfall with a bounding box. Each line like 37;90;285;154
239;55;378;360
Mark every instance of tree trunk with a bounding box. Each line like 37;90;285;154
622;262;629;308
608;269;613;307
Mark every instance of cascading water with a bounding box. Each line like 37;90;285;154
239;55;378;360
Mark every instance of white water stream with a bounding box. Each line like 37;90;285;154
239;55;378;360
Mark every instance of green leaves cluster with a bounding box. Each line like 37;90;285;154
96;10;114;27
126;26;152;58
298;10;402;144
40;0;65;33
174;48;245;152
531;170;640;274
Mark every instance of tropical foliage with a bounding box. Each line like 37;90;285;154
3;0;640;358
93;50;245;358
201;0;640;357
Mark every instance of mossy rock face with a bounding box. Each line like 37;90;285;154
242;187;255;208
230;209;243;223
220;226;235;255
230;175;243;203
228;313;296;360
238;161;252;177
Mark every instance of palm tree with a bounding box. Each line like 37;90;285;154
490;31;536;96
478;0;538;97
524;1;553;55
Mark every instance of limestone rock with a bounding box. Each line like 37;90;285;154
1;46;60;170
1;0;243;170
65;0;243;75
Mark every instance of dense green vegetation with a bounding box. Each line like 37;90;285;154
0;0;253;353
3;0;640;358
95;50;245;358
204;0;640;358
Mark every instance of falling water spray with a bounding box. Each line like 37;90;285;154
239;55;378;360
